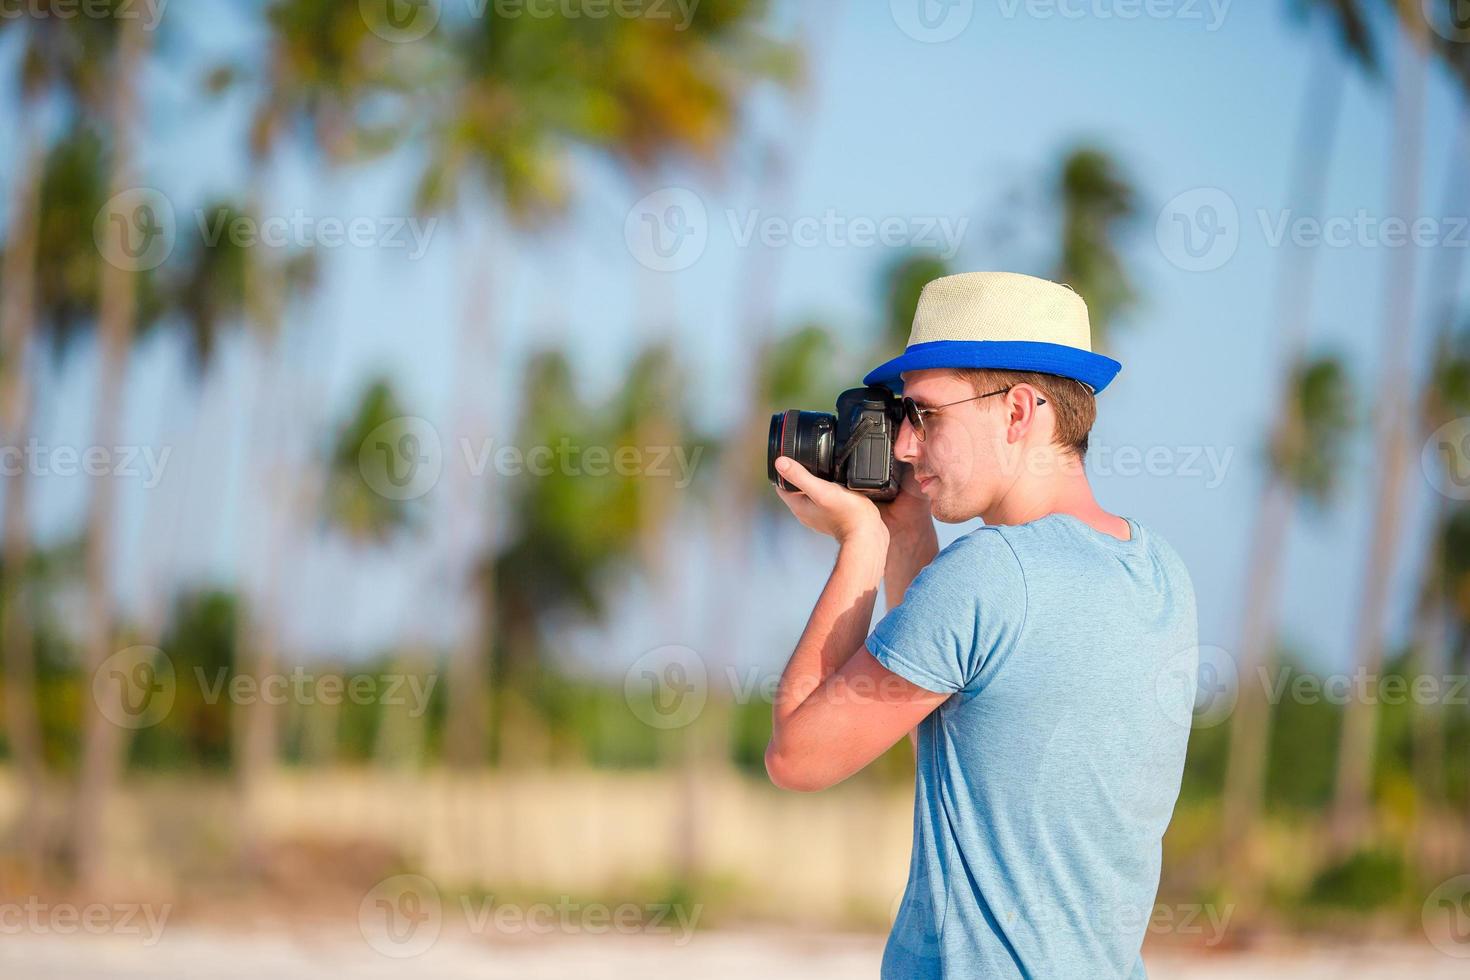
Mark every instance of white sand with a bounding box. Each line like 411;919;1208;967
0;928;1464;979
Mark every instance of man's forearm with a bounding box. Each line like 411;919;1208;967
882;523;938;753
771;527;888;733
883;524;939;611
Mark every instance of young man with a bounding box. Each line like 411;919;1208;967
766;272;1198;978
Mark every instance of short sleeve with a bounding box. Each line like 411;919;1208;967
866;528;1028;694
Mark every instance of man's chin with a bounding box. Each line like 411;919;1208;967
928;498;974;525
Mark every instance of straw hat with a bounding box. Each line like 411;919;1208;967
863;271;1121;393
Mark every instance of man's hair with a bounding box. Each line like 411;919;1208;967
956;368;1097;458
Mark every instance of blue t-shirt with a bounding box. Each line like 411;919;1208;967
867;514;1198;979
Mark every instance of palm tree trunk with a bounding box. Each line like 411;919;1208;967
1329;10;1429;851
373;651;428;769
1219;20;1344;874
72;16;151;889
1405;513;1448;865
1406;105;1470;870
444;221;496;768
232;222;292;873
1221;477;1293;848
0;117;47;876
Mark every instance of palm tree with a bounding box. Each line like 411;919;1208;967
881;253;953;350
1053;147;1138;343
133;202;263;642
220;0;415;858
1329;0;1435;850
1218;0;1380;872
0;67;49;881
485;346;700;757
1402;100;1470;866
147;201;315;804
1409;328;1470;841
0;4;125;880
414;3;796;766
316;377;418;765
72;10;156;888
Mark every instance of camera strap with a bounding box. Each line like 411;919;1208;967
833;416;878;473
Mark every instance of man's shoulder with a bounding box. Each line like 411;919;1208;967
933;525;1026;576
919;527;1029;611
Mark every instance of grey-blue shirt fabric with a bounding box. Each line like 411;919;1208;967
867;514;1198;979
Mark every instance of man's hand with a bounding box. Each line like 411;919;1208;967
878;463;935;543
774;457;886;547
876;463;939;612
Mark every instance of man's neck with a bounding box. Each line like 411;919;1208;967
982;452;1131;541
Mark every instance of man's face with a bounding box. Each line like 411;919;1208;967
893;369;1015;523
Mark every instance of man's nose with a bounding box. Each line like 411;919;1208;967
894;416;919;463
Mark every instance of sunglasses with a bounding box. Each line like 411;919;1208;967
900;386;1046;442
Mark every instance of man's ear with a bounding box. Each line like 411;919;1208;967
1005;385;1047;445
1003;389;1023;446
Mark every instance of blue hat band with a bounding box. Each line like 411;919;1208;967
863;340;1122;393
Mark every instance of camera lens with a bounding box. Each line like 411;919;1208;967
767;410;836;491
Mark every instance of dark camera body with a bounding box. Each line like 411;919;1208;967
767;386;903;501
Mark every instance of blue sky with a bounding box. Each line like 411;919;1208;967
2;0;1467;683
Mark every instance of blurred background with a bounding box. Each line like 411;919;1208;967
0;0;1469;976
